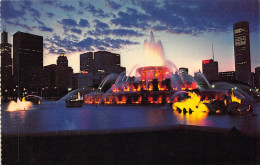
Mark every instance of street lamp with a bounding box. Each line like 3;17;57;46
55;87;59;99
41;88;45;98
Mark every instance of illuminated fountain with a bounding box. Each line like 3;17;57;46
84;32;201;105
7;97;33;111
84;32;256;114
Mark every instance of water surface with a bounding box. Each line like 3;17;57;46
2;102;260;135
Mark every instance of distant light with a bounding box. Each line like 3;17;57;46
211;85;215;88
234;87;237;90
202;60;210;64
68;88;72;91
249;89;252;91
81;71;88;74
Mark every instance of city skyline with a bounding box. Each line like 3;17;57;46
1;0;259;74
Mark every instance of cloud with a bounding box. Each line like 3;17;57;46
29;8;41;19
107;29;144;37
85;4;110;18
1;1;26;20
55;3;76;11
40;1;55;5
88;28;144;37
109;0;259;35
138;0;259;34
47;12;55;18
79;19;90;27
37;20;45;26
106;0;122;10
75;37;139;50
71;28;82;34
60;19;78;27
93;20;109;29
46;33;139;53
39;26;53;32
20;1;41;19
110;8;150;29
46;34;77;52
6;20;32;31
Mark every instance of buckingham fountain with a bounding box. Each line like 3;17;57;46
83;32;255;114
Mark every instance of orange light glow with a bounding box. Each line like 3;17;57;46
230;92;241;104
158;83;167;91
133;85;141;92
172;92;210;112
154;96;163;104
7;98;33;111
132;96;142;104
117;96;127;104
148;96;154;103
123;85;130;92
173;110;208;125
148;84;153;91
81;71;88;74
137;66;170;81
112;87;120;93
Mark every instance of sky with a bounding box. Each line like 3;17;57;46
1;0;259;75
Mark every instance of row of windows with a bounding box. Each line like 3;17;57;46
236;62;247;65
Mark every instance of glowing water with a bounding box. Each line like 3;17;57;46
143;31;165;66
7;98;33;111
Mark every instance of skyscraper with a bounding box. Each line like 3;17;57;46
254;67;260;89
13;31;43;96
179;67;188;75
55;51;73;97
80;52;94;73
0;29;12;98
233;21;251;85
202;59;218;82
80;51;126;87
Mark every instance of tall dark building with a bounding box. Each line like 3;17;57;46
42;52;73;98
56;51;73;96
0;29;12;98
80;51;125;87
179;67;188;75
80;52;94;73
233;21;251;85
80;51;125;74
13;31;43;96
202;59;218;82
254;67;260;89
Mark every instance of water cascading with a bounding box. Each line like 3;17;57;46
84;32;199;105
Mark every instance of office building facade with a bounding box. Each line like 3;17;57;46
254;67;260;89
179;67;188;75
80;51;126;87
233;21;251;85
202;59;218;82
0;30;12;98
13;31;43;96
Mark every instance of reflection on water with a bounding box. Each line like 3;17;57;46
173;110;211;126
1;102;259;135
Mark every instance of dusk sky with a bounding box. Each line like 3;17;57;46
1;0;259;75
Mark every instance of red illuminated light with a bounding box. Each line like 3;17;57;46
202;60;210;64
